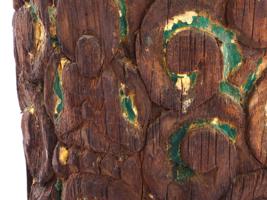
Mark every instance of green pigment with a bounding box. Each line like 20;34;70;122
169;119;237;182
169;71;198;87
241;58;264;95
219;81;242;103
53;67;64;117
163;14;242;81
119;85;137;124
116;0;128;39
28;1;39;22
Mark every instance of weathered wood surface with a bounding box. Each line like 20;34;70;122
13;0;267;199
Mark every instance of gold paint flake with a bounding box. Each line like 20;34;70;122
164;11;198;31
59;146;69;165
23;2;31;9
211;117;219;125
34;20;46;53
24;105;35;114
175;74;192;95
58;58;70;84
28;107;35;114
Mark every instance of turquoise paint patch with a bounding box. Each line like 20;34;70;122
169;72;182;83
122;96;136;122
191;16;210;29
220;57;266;104
163;13;242;81
211;24;242;78
242;73;257;95
53;67;64;116
169;71;198;86
211;123;237;141
188;72;198;86
169;119;237;182
211;24;234;43
219;81;242;103
163;16;209;44
222;43;242;78
242;58;264;96
169;124;190;163
119;86;137;124
169;123;194;181
257;58;263;66
116;0;128;39
163;21;188;43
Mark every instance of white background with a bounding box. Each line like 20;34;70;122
0;1;27;199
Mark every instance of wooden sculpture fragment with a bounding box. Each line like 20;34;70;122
13;0;267;199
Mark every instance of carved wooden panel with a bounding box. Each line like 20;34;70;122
13;0;267;199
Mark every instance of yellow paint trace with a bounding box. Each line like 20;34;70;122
28;106;35;114
34;20;46;53
24;1;47;61
54;99;61;116
59;146;69;165
256;57;267;77
54;57;71;116
23;2;31;9
59;58;70;85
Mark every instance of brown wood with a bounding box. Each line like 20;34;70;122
13;0;267;199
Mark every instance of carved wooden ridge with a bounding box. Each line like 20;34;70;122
13;0;267;199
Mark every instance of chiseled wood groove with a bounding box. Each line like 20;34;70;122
13;0;267;199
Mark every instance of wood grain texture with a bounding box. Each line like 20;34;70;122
13;0;267;199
